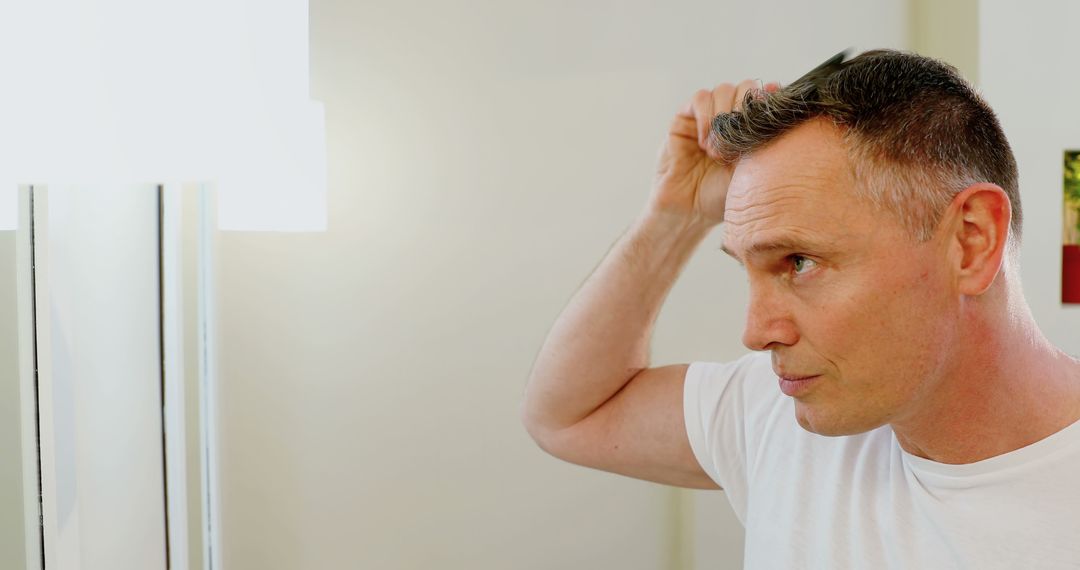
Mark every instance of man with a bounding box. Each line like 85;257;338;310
521;49;1080;568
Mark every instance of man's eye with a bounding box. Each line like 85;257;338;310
792;255;816;275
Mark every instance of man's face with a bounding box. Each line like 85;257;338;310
722;119;959;436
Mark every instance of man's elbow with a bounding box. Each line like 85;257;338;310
520;401;566;458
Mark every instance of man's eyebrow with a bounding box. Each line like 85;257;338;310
720;239;826;264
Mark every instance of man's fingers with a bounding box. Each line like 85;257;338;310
691;89;715;148
732;78;761;113
678;79;776;152
700;83;736;149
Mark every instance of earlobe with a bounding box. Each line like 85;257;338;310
951;184;1011;296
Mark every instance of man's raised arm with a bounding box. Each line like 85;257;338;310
520;79;774;489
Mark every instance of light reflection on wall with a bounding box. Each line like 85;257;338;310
0;0;326;232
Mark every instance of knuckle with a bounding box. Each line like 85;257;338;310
732;79;763;107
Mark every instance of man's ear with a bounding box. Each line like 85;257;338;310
944;183;1012;296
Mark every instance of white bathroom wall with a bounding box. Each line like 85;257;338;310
212;1;907;568
980;1;1080;356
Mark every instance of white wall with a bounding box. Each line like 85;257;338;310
910;0;979;83
213;1;907;568
980;0;1080;357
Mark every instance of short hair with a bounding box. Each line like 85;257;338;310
710;49;1021;242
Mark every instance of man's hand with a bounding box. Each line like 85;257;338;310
648;79;779;226
523;78;779;489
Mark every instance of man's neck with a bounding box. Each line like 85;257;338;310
890;287;1080;465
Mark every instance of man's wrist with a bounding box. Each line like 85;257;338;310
624;209;717;265
635;208;718;242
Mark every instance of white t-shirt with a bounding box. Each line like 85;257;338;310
683;351;1080;569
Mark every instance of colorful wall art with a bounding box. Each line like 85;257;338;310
1063;151;1080;303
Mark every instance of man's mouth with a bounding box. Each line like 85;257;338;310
777;374;822;397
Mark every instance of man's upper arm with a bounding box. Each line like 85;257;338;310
535;364;721;490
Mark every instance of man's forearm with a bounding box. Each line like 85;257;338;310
522;210;714;436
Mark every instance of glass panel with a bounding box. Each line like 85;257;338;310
0;187;42;570
0;219;29;567
35;184;168;570
2;184;216;570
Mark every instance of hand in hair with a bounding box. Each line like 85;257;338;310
648;80;779;226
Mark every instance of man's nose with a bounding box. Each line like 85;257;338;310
741;285;799;351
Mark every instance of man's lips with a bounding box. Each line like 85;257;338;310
774;365;820;381
776;373;822;397
778;374;818;382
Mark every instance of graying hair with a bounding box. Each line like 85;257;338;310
710;49;1021;242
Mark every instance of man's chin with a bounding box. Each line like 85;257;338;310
794;404;883;437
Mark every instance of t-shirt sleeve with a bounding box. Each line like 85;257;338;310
683;352;772;523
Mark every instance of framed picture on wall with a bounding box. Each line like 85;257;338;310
1064;150;1080;304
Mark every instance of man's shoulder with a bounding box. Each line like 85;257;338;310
690;351;773;382
689;351;778;401
687;351;787;432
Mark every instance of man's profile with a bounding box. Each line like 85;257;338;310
522;49;1080;568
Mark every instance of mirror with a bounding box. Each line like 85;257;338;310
7;3;1080;570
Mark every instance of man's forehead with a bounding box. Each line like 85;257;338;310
720;120;862;257
722;171;852;236
721;182;859;263
726;129;853;204
725;123;851;197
